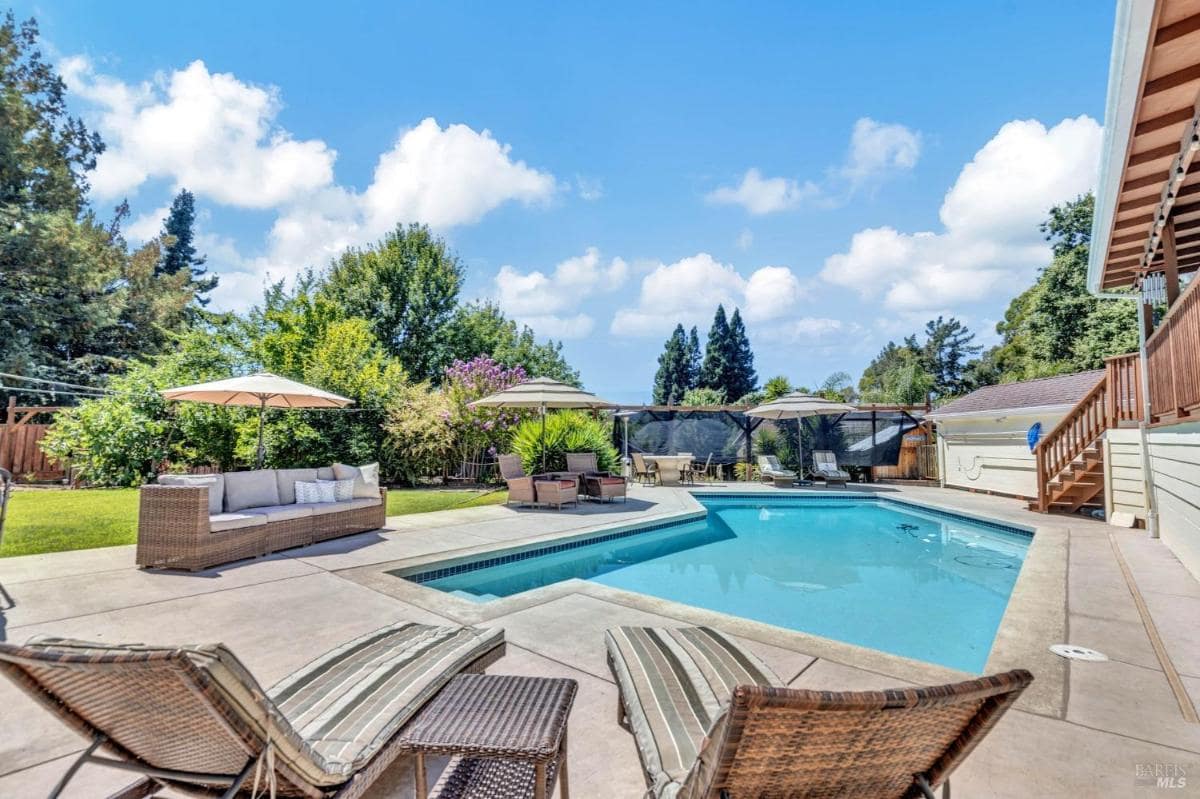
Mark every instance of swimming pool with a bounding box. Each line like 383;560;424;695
399;495;1031;672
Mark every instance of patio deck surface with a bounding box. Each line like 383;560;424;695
1;482;1197;797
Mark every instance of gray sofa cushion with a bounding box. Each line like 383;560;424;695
275;468;320;504
224;469;281;512
158;474;224;515
253;504;314;523
209;511;267;532
316;466;335;480
333;463;380;499
341;497;382;511
294;502;349;517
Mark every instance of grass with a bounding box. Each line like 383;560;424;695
0;486;508;559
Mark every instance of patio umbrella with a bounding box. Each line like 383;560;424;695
745;392;856;483
162;372;353;468
468;377;618;471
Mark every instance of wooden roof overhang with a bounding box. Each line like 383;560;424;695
1090;0;1200;293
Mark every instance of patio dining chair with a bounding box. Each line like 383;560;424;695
607;625;1032;799
631;452;659;486
0;621;506;798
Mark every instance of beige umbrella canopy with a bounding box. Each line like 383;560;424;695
468;377;617;470
162;372;353;468
745;392;856;483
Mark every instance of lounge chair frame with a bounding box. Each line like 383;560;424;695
0;635;505;799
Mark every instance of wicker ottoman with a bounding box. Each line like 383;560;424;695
583;474;626;502
533;477;579;510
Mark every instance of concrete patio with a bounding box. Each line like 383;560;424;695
1;482;1198;797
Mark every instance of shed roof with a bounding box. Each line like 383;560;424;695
929;371;1105;418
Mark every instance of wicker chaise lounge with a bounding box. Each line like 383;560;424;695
813;449;851;486
606;625;1032;799
0;621;506;798
756;455;797;487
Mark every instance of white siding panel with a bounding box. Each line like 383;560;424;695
1146;424;1200;582
1104;428;1147;523
936;412;1063;498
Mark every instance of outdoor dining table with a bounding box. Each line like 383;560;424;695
644;455;695;486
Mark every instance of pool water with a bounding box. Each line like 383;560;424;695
408;497;1030;672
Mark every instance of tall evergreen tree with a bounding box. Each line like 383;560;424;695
684;326;701;391
921;316;981;398
726;308;757;400
158;189;217;305
699;305;732;392
652;324;690;404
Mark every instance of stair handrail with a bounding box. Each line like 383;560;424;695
1034;375;1109;512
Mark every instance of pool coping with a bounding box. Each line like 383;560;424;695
337;487;1068;717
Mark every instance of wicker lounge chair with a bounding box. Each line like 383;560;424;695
0;621;506;798
606;625;1032;799
756;455;797;487
813;449;851;485
565;452;627;502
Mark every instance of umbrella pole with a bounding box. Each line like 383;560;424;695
540;404;546;472
256;397;267;469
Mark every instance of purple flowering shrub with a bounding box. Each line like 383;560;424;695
442;357;530;469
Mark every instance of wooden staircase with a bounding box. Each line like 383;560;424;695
1030;353;1141;514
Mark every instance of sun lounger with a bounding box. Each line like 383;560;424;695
813;449;851;485
756;455;797;487
606;625;1031;799
0;621;505;798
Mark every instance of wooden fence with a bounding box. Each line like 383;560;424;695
0;399;65;481
1146;273;1200;421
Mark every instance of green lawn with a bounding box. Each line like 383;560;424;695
0;486;507;558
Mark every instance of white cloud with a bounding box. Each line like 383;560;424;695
62;57;560;311
772;317;863;341
493;247;628;339
705;168;818;215
611;253;804;336
706;117;920;214
575;175;604;201
736;228;754;250
360;118;555;230
838;118;921;188
63;58;336;208
820;116;1102;313
125;204;169;243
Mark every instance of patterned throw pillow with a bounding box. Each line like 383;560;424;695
318;478;355;501
294;480;335;504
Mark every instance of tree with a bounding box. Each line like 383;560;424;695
763;375;793;401
158;188;218;305
817;371;856;403
652;324;691;404
441;302;579;385
699;305;731;392
922;316;980;398
685;326;701;391
681;386;726;406
319;223;463;381
726;308;758;400
969;195;1137;385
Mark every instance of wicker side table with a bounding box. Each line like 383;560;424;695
399;674;577;799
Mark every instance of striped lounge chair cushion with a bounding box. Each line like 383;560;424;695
605;626;784;799
269;622;505;778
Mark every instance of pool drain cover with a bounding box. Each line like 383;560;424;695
1049;644;1109;662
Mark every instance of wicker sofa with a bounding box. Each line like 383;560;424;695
137;466;387;571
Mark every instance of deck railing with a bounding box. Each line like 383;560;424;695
1146;275;1200;421
1034;376;1109;512
1105;352;1142;426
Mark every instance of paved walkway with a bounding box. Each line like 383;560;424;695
0;483;1197;797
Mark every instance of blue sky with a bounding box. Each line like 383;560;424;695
21;1;1114;402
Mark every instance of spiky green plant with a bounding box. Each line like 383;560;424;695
510;410;619;474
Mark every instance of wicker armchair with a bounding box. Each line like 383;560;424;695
565;452;627;502
498;454;537;507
